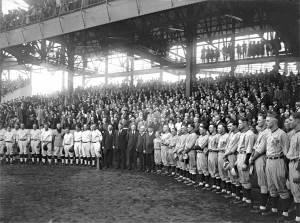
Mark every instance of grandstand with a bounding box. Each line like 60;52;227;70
0;0;300;222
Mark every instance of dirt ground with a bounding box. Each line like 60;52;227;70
0;164;278;223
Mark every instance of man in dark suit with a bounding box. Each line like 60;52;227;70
126;123;139;170
103;124;114;168
114;122;128;169
144;125;155;172
136;125;146;171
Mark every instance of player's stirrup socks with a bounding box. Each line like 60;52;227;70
70;157;73;165
42;156;46;164
76;157;79;165
31;154;35;163
80;157;83;165
47;156;52;164
236;185;242;200
281;198;290;217
92;157;95;166
61;156;65;164
87;157;91;165
295;203;300;222
24;154;28;163
10;155;14;163
84;157;88;165
54;156;58;164
20;154;23;163
65;157;69;165
260;193;268;210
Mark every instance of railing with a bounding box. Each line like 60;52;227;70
0;0;108;32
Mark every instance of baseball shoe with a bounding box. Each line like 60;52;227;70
276;215;294;222
232;199;243;204
261;209;278;217
186;181;195;186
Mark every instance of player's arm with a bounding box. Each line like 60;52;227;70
245;133;256;166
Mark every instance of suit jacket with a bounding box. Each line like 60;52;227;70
114;129;128;150
103;130;114;152
144;132;155;154
137;133;146;153
127;130;139;151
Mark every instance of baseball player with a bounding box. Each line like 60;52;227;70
82;124;92;166
286;112;300;222
161;125;172;175
16;123;29;164
216;123;229;194
73;124;82;165
4;126;15;164
52;123;64;165
235;117;256;206
91;124;103;167
168;128;178;176
262;112;290;220
63;126;74;165
40;123;53;164
249;113;270;213
223;120;241;199
175;126;189;182
184;123;198;185
207;124;220;190
29;124;41;163
0;124;5;163
153;130;162;173
194;123;209;188
173;128;182;177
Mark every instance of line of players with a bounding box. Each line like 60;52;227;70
0;112;299;222
155;112;300;222
0;122;103;166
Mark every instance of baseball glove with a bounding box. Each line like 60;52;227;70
68;146;74;153
3;146;7;153
296;160;300;172
173;153;178;160
43;144;48;151
223;160;230;171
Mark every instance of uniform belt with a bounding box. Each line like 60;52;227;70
267;155;284;160
82;141;90;143
5;141;13;143
209;150;218;152
19;139;27;141
289;158;299;162
218;150;225;153
196;150;204;153
92;141;99;143
43;141;51;143
31;139;39;141
74;141;81;142
238;151;247;154
64;144;71;145
0;139;4;141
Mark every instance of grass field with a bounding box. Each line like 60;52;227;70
0;164;278;223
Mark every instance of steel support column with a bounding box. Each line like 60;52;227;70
67;46;75;97
82;56;87;87
41;40;47;61
0;50;3;103
230;22;236;76
105;55;108;85
127;51;134;86
185;32;197;97
159;66;163;82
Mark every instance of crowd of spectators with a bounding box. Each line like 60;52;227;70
1;77;30;98
0;0;106;31
200;37;283;63
0;70;299;131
